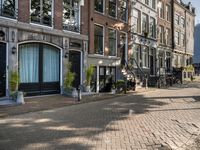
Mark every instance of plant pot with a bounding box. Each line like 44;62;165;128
63;87;78;98
111;89;116;94
17;91;25;104
85;86;91;92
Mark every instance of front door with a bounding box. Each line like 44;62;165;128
0;42;6;97
69;51;81;88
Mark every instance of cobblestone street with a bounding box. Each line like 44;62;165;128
0;83;200;150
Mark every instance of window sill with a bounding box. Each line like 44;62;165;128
0;16;17;22
30;22;53;30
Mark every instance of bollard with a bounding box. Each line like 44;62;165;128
77;86;81;101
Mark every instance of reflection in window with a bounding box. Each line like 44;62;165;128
119;0;127;22
63;0;80;32
109;0;116;18
30;0;52;26
108;29;116;56
94;25;104;55
0;0;16;18
95;0;103;13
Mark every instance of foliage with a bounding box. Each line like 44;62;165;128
116;80;125;92
10;71;19;92
64;63;75;89
184;65;194;72
86;65;94;86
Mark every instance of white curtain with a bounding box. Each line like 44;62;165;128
19;44;39;83
43;45;59;82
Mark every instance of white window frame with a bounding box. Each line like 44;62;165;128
108;27;117;57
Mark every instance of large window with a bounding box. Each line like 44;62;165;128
95;0;104;13
119;0;127;22
19;43;60;95
142;46;148;68
132;9;140;33
166;28;170;45
175;31;180;45
175;14;180;25
63;0;80;32
151;0;156;9
108;29;117;56
166;5;170;22
180;33;185;47
142;13;148;35
144;0;149;5
180;17;185;28
109;0;116;18
159;1;164;19
159;26;164;44
150;17;156;38
133;44;140;67
0;0;17;18
30;0;52;26
94;25;104;55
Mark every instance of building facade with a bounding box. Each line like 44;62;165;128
172;0;195;69
0;0;88;97
130;0;157;85
157;0;173;77
86;0;130;93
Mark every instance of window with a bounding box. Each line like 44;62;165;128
0;0;17;18
120;33;127;65
109;0;116;18
30;0;52;26
166;5;170;21
133;44;140;67
175;31;180;45
144;0;149;5
180;17;185;28
159;1;164;19
150;17;156;38
95;0;104;13
175;14;179;25
119;0;127;22
94;25;104;55
159;26;164;44
142;46;148;68
166;52;171;72
166;28;170;45
180;33;185;47
142;13;148;36
151;0;156;9
108;29;117;56
159;52;164;68
63;0;80;32
132;9;140;33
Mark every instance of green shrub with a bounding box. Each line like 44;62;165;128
86;65;94;86
10;71;19;92
64;63;75;89
116;80;125;92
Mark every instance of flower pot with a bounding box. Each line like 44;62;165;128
17;91;25;104
85;86;91;92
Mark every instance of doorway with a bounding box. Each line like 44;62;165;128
69;50;81;88
0;42;6;97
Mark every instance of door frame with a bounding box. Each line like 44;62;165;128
0;42;8;99
17;41;63;94
69;49;83;85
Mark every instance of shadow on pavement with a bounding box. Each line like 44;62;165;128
0;93;169;150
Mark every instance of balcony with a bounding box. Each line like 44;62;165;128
63;23;80;33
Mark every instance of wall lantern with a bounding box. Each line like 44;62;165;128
12;46;17;54
64;51;69;58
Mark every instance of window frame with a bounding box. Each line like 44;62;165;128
108;0;117;18
118;0;128;22
108;27;117;56
30;0;54;27
0;0;18;19
94;24;104;55
94;0;104;14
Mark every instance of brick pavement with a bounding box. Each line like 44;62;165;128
0;83;200;150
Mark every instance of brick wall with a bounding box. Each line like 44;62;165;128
18;0;29;23
54;0;63;30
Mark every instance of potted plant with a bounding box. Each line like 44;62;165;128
9;71;24;104
111;82;116;94
64;63;77;97
85;65;94;92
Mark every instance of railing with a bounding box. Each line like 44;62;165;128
63;23;81;33
0;8;18;19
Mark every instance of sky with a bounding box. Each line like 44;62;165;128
182;0;200;24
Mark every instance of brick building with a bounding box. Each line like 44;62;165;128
86;0;130;93
0;0;88;97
